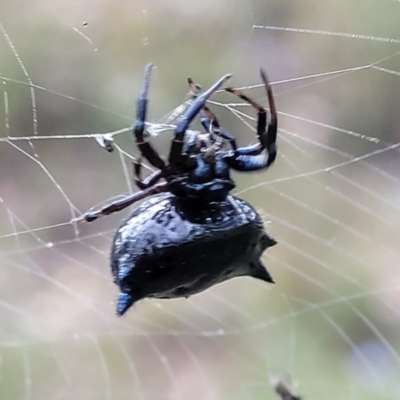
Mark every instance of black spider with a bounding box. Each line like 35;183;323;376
83;63;278;315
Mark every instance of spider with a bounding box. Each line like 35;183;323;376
83;63;278;315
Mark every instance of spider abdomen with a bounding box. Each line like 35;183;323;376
111;193;276;315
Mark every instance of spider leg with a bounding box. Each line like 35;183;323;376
224;68;278;171
188;77;238;151
133;156;163;190
200;107;238;151
226;68;277;152
82;182;168;222
260;68;278;160
133;63;166;170
168;73;232;165
184;131;200;155
187;77;202;95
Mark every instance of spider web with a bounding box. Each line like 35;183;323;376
1;1;400;399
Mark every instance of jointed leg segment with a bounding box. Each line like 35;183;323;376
133;63;166;170
188;77;238;152
133;157;163;190
168;73;232;165
224;68;278;170
83;182;168;222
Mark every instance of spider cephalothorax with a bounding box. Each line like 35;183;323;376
83;63;278;315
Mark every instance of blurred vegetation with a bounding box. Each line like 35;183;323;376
0;0;399;399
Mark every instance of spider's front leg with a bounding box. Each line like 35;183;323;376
225;68;278;171
133;156;163;190
188;77;238;151
200;107;238;151
83;182;168;222
168;73;232;166
133;63;166;170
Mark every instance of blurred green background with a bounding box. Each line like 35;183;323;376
0;0;400;399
